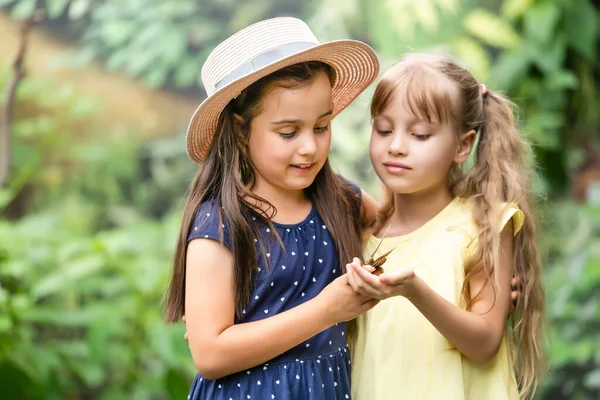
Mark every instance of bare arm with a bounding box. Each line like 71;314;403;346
406;221;514;363
185;239;377;379
346;221;514;364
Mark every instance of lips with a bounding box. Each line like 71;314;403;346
291;163;315;169
383;161;411;169
383;161;411;174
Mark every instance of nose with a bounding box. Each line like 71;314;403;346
298;132;317;156
389;132;408;156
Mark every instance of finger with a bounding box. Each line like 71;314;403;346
346;262;361;292
351;257;374;273
349;263;386;298
510;291;518;301
379;268;414;285
182;315;187;323
362;264;376;273
511;276;521;289
351;260;383;285
184;332;189;342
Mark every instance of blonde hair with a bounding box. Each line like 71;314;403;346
371;53;546;398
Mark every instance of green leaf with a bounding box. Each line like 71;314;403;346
584;370;600;389
164;368;190;400
489;48;530;91
450;37;490;80
0;315;12;333
0;189;15;209
435;0;458;13
525;34;566;74
464;9;520;49
414;0;439;33
101;20;136;47
523;2;560;46
10;0;35;20
31;254;104;299
23;305;110;327
144;67;168;88
68;0;91;20
564;0;597;59
0;360;36;399
174;59;200;88
46;0;71;19
546;70;578;91
501;0;534;19
105;49;129;71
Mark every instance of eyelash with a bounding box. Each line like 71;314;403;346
279;126;329;139
413;133;430;140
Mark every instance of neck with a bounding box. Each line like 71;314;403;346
248;181;311;223
386;185;454;235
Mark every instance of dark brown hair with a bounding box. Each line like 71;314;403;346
371;53;546;398
165;61;362;322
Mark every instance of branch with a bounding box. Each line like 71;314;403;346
0;10;45;189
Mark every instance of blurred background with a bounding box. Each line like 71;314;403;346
0;0;598;399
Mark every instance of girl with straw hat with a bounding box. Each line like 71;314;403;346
164;17;380;399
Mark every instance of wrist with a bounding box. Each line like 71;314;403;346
312;294;337;328
405;275;427;305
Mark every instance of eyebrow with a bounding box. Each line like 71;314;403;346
271;109;333;125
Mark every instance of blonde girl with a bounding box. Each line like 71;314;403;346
348;53;546;400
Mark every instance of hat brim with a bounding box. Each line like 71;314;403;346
186;40;379;163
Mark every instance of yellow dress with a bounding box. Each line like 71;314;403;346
351;197;524;400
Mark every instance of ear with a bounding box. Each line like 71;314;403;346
454;129;477;164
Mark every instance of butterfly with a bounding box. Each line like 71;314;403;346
364;225;395;273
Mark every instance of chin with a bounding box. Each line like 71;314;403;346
378;178;419;195
290;176;318;191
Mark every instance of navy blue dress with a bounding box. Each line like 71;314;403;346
186;196;356;400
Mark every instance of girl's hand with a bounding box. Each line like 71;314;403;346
510;276;521;316
346;257;417;300
317;274;380;324
182;274;380;345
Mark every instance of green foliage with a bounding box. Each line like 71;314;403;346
312;0;600;198
537;203;600;399
1;0;600;398
2;0;306;88
0;67;101;209
0;205;194;398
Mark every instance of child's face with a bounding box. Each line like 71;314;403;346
369;90;471;196
247;71;333;198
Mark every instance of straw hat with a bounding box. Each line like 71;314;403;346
186;17;380;163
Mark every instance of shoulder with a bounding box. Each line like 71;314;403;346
336;174;362;200
498;203;524;236
459;198;524;236
336;175;379;227
187;199;232;248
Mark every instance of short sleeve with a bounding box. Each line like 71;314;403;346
499;203;524;236
187;200;232;249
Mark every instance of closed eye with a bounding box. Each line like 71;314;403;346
279;131;297;139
